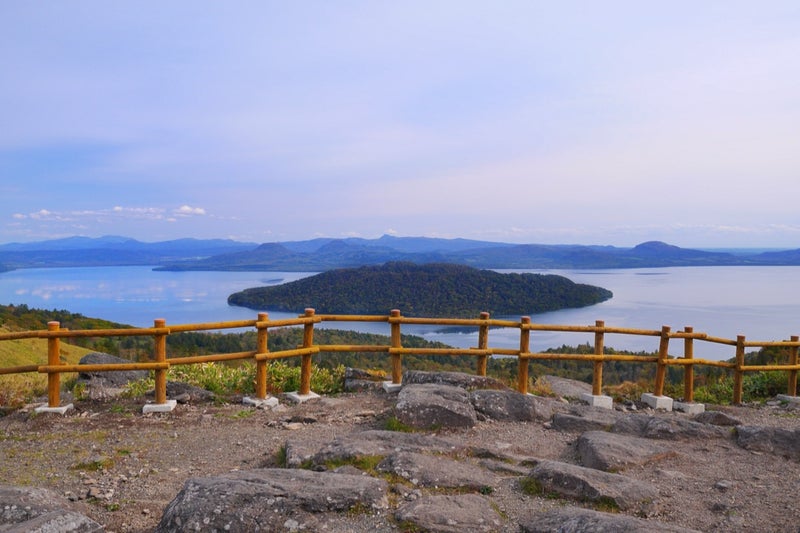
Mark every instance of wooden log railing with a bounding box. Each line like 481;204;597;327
2;308;800;410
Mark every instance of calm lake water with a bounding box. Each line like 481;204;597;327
1;265;798;360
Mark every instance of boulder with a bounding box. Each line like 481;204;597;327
0;484;102;532
395;384;477;429
155;468;388;532
395;494;502;533
402;370;508;390
736;426;800;460
612;414;731;440
160;381;215;404
344;367;387;392
577;431;673;472
694;410;742;426
520;507;702;532
470;389;554;422
540;375;593;400
527;460;659;513
77;352;148;387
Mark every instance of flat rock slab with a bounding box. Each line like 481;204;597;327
395;494;502;533
540;375;593;400
736;425;800;460
551;409;619;433
0;484;103;532
612;414;731;440
577;430;673;472
376;451;500;490
307;430;461;467
470;389;554;422
155;468;389;532
395;384;477;429
402;370;508;390
695;410;742;426
528;460;660;513
520;507;702;532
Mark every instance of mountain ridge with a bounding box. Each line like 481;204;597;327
1;234;798;272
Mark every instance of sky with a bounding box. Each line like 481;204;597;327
2;1;799;249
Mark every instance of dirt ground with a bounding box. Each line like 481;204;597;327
2;390;800;532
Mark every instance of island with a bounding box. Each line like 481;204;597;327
227;261;612;317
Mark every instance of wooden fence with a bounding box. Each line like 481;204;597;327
1;308;799;410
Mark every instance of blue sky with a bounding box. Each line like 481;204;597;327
2;1;799;248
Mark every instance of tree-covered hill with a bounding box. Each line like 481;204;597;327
227;261;613;317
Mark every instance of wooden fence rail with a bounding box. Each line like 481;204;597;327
2;308;799;411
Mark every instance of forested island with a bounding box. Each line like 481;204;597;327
227;261;612;317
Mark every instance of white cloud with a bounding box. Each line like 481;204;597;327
174;205;206;216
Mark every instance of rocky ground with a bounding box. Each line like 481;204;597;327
2;374;800;532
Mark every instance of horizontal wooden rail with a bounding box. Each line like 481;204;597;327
39;362;170;373
167;351;257;365
519;352;659;363
3;308;800;411
317;344;390;353
388;347;493;356
254;346;319;361
0;364;40;375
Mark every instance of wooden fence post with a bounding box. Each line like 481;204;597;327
518;316;531;394
683;326;695;402
733;335;745;404
592;320;605;396
788;335;799;397
390;309;403;385
255;312;269;399
654;326;671;396
46;321;61;408
300;308;315;395
477;312;490;377
154;319;168;405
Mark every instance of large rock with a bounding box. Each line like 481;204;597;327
470;389;554;422
155;468;389;532
527;460;660;513
551;408;619;433
540;375;593;400
736;426;800;460
402;370;508;390
394;494;502;533
376;451;500;491
343;367;386;392
694;410;742;426
307;430;461;467
612;414;731;440
577;431;673;472
77;352;148;387
0;484;102;532
395;384;477;429
520;507;702;532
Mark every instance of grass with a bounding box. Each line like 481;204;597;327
0;331;92;408
384;416;416;432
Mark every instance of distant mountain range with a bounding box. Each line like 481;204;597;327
0;234;798;273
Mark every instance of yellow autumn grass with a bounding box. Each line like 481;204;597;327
0;327;93;407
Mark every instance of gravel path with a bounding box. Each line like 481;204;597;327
2;391;800;532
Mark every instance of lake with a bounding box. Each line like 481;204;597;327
1;265;799;360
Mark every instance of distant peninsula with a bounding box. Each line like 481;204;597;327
227;262;613;318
